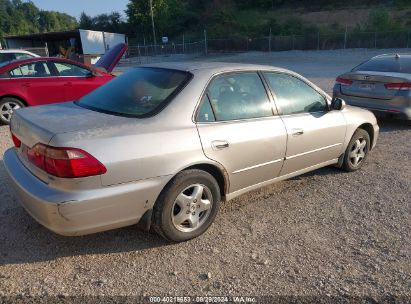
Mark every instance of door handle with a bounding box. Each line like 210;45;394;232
22;82;31;87
211;140;230;150
64;82;72;86
292;128;304;136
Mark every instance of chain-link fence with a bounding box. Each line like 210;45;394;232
208;30;411;53
121;40;206;65
121;30;410;66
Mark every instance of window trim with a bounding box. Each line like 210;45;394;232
194;70;277;124
261;70;330;116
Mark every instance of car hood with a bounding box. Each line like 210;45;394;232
93;43;127;73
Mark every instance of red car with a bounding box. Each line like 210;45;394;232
0;43;127;124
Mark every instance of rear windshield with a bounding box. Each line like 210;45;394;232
76;67;192;117
352;57;411;73
0;53;14;64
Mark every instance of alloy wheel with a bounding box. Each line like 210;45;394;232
171;184;213;233
0;101;21;122
349;138;367;167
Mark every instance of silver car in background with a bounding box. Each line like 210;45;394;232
333;54;411;121
0;49;40;64
4;62;379;242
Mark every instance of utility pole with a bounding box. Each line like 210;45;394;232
269;27;272;53
150;0;157;54
204;29;208;56
343;25;347;49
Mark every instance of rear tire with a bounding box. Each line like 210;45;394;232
152;169;221;242
0;97;25;125
342;128;370;172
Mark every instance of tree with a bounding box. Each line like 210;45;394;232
0;0;78;37
79;12;93;29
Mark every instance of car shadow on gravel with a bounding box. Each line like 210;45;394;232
377;117;411;133
0;160;172;265
0;217;171;265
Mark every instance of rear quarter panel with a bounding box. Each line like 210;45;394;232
48;113;220;188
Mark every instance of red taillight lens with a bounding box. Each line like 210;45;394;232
11;133;21;148
25;143;106;178
336;77;353;86
27;144;47;170
384;82;411;90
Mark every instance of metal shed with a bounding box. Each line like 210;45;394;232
5;29;126;64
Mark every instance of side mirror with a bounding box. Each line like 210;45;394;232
86;70;97;78
331;97;346;111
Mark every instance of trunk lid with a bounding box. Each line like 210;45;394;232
338;71;411;100
93;43;127;73
11;102;134;145
10;102;139;183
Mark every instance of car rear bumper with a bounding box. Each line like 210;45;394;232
4;148;170;236
334;89;411;120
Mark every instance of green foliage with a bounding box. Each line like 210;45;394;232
79;12;128;33
124;0;411;41
364;7;404;32
0;0;78;39
126;0;196;40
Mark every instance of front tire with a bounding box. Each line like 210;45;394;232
0;97;25;125
152;169;221;242
342;128;370;172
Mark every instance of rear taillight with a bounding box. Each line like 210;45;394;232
384;82;411;90
336;77;353;86
11;133;21;148
25;143;106;178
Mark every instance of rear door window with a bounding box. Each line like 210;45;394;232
10;62;52;78
196;94;216;122
263;72;327;115
206;72;273;121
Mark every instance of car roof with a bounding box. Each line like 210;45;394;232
140;61;291;74
372;53;411;60
0;49;39;56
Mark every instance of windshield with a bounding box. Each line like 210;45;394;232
76;67;192;117
352;56;411;73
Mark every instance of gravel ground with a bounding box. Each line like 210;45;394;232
0;50;410;303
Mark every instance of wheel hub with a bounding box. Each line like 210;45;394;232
171;184;213;233
349;138;367;167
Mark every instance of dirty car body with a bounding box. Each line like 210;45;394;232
4;62;379;241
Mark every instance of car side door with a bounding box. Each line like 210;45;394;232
262;71;347;175
51;61;111;101
195;71;287;193
9;61;64;106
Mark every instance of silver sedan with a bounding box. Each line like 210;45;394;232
4;62;379;242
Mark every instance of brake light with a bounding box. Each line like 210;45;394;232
336;77;353;86
11;133;21;148
25;143;106;178
384;82;411;90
